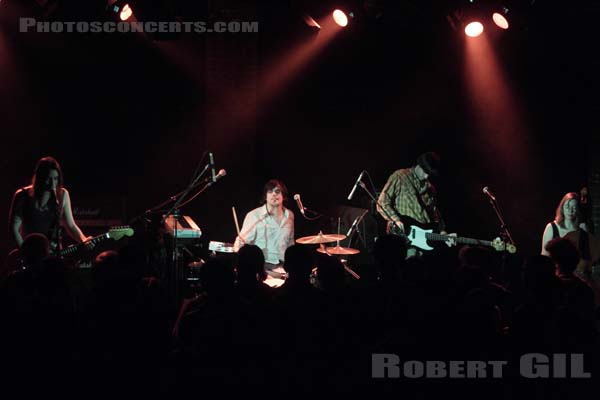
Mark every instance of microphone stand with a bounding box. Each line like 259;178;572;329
486;195;516;285
302;207;334;222
346;209;369;249
139;163;211;309
128;164;211;225
357;181;399;236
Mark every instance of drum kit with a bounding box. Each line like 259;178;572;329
187;231;361;285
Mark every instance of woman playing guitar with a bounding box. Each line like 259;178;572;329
5;157;93;274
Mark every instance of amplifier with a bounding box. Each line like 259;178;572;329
72;195;126;236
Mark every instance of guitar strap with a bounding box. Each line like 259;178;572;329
551;222;559;238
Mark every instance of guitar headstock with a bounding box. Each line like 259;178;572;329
491;238;517;254
107;226;135;241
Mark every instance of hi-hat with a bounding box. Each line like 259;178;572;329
317;245;360;255
296;231;346;244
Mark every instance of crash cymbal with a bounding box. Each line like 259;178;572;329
317;245;360;255
296;231;346;244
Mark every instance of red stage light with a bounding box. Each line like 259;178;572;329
465;22;484;37
492;13;509;29
332;9;348;27
120;4;133;21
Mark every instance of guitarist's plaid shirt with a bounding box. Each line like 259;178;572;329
377;167;445;232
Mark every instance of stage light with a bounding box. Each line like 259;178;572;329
492;7;510;29
332;9;349;27
447;1;487;38
303;14;321;29
465;21;484;37
106;0;134;22
119;4;132;21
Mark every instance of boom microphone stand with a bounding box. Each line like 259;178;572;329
158;163;213;308
355;181;399;237
485;191;516;284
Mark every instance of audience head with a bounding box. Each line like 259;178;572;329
372;234;406;278
283;245;314;280
545;237;580;275
21;233;50;269
315;254;345;290
92;250;121;284
522;255;557;292
199;258;235;294
236;244;267;282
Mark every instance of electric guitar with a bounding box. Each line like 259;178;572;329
57;226;134;257
404;224;516;253
390;216;517;254
3;226;135;274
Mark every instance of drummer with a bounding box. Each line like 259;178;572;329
234;179;295;278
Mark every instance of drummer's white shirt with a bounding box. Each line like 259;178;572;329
234;205;295;264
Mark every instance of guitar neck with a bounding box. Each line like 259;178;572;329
425;232;491;247
59;233;109;257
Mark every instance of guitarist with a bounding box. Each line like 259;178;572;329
8;157;93;260
377;152;455;257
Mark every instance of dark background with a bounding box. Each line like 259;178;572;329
0;0;597;263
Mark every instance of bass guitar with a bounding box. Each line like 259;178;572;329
404;224;516;253
389;216;516;253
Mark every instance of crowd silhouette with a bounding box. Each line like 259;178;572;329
1;234;599;396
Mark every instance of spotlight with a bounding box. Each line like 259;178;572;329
119;4;133;21
106;0;134;22
492;7;510;29
303;14;321;29
447;1;487;38
464;21;484;37
332;9;351;27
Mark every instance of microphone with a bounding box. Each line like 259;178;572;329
347;171;365;201
483;186;496;202
346;216;360;237
209;152;216;183
346;209;368;237
293;194;306;216
214;169;226;182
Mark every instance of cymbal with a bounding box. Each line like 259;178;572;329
296;232;346;244
317;245;360;255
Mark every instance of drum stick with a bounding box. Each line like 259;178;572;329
232;206;241;237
